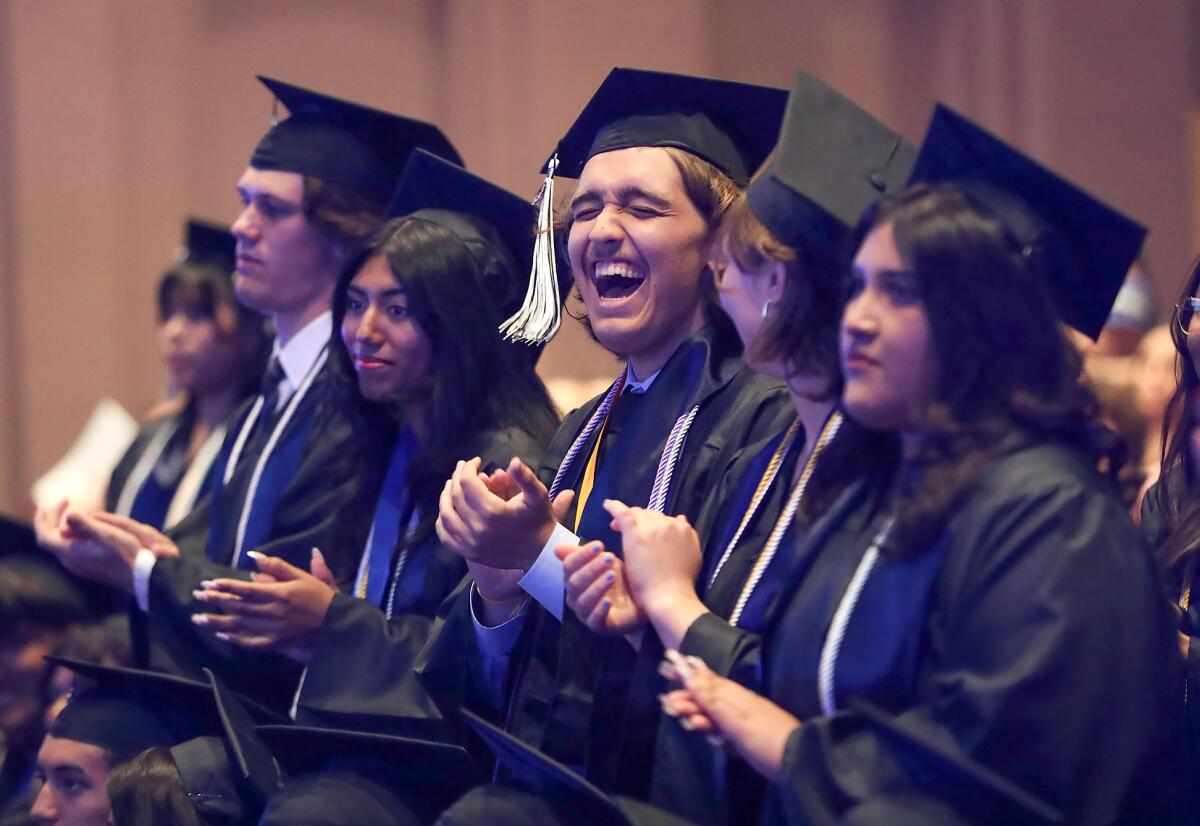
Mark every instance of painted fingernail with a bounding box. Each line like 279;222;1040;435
603;554;615;565
679;717;694;731
199;580;215;589
246;550;265;561
215;632;231;641
604;572;615;583
706;735;723;748
192;614;209;626
600;598;611;608
192;590;208;601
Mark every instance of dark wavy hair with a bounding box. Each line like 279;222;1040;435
1147;257;1200;572
851;183;1120;557
327;216;561;569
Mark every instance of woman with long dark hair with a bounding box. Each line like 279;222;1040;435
1139;256;1200;785
105;220;269;532
624;108;1178;824
190;153;560;689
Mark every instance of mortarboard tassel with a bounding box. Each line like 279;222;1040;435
500;155;562;345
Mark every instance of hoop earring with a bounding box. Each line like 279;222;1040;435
761;298;774;320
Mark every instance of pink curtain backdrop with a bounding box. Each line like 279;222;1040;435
0;0;1195;513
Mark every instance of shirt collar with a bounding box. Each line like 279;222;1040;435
624;362;661;395
273;311;332;388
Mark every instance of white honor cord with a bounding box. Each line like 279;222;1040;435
223;396;265;487
728;414;843;627
383;545;411;620
114;419;179;517
706;420;803;590
230;348;329;567
816;517;894;716
646;405;700;512
355;509;419;616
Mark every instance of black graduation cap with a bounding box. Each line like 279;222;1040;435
505;68;789;346
846;697;1064;824
386;148;541;318
746;69;916;257
180;219;236;274
174;667;284;823
908;104;1146;340
256;723;482;826
249;76;463;202
46;657;285;758
50;660;283;824
460;709;693;826
546;67;788;185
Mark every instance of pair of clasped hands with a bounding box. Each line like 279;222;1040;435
32;501;338;664
436;457;802;777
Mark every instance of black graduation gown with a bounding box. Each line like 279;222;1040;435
292;427;545;732
750;443;1181;825
1137;471;1200;800
415;322;792;797
135;361;361;711
644;425;842;826
106;405;221;532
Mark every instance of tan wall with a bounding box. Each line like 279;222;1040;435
0;0;1196;513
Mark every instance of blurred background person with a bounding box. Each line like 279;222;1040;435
105;220;270;533
0;556;90;819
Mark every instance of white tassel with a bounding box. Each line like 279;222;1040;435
500;154;562;345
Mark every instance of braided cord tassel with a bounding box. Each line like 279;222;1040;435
501;155;562;345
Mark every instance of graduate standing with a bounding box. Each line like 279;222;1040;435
645;106;1181;824
34;76;462;708
105;220;269;533
184;151;561;726
427;68;792;807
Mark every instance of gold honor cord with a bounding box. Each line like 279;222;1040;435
728;411;843;627
1182;554;1197;706
573;379;624;533
707;418;804;589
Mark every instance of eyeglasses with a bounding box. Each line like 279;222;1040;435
1178;297;1200;336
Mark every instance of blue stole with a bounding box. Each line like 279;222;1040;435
831;534;950;709
204;401;319;568
359;431;416;608
128;466;179;531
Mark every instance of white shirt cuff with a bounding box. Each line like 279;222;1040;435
132;549;157;613
518;522;579;621
470;586;530;655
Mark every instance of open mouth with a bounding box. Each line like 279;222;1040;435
592;261;646;300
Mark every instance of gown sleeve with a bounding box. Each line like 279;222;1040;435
136;399;362;711
293;428;547;730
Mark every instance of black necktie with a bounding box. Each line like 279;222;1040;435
240;358;286;465
259;358;286;417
